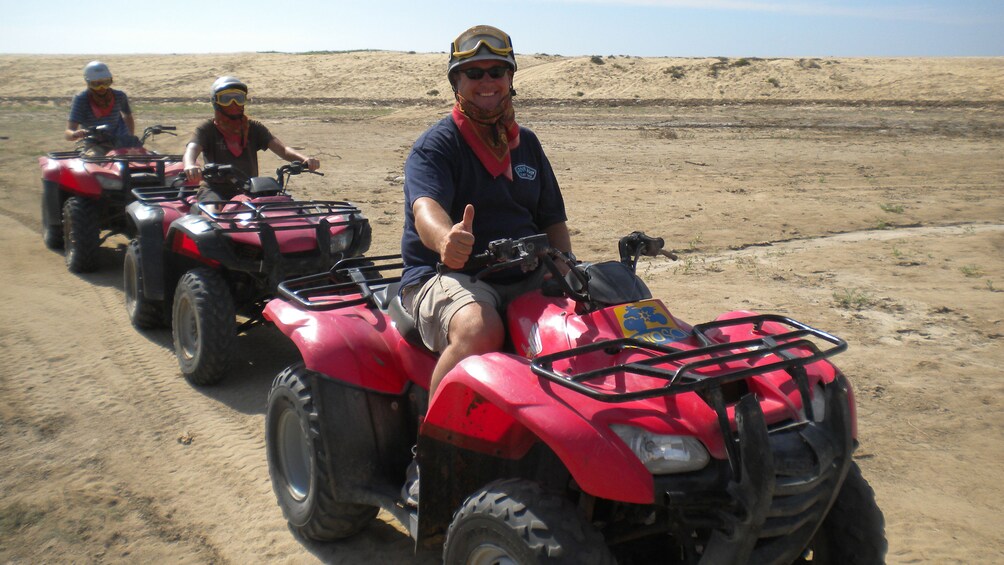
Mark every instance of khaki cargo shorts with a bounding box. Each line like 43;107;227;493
404;268;547;353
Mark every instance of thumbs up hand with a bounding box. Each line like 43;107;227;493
440;204;475;269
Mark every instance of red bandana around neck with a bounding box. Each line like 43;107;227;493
213;110;250;157
88;89;114;118
452;92;520;181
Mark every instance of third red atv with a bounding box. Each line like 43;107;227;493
39;124;186;272
263;232;886;564
124;162;371;386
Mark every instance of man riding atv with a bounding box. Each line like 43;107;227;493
398;24;574;506
65;61;141;156
401;24;573;401
183;76;320;204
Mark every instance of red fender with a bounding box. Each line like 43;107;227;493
38;157;104;198
39;156;61;183
711;310;857;438
423;352;656;504
264;299;435;394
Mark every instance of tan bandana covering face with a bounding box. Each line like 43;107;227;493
87;87;115;118
213;108;250;157
452;90;521;181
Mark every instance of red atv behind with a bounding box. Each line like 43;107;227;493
263;232;886;564
39;124;186;272
124;162;371;386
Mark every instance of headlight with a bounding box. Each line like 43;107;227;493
611;424;710;474
134;206;158;221
95;174;123;191
329;229;353;254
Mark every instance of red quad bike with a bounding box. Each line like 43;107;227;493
39;124;186;273
262;232;886;564
123;162;371;386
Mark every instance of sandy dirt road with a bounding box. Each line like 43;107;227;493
1;53;1002;563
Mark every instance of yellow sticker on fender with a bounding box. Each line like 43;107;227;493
614;300;689;345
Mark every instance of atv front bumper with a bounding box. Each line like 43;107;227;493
648;375;854;564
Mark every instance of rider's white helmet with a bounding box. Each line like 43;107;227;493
211;76;247;98
83;61;112;82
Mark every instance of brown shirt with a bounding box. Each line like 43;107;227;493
191;118;274;180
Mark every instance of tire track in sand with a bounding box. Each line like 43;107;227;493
0;214;429;564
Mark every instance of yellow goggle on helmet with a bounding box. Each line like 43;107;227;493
448;25;517;74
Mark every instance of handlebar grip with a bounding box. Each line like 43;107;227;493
640;235;665;256
162;126;176;131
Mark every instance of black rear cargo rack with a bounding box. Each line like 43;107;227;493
196;201;370;256
132;185;199;203
277;254;405;311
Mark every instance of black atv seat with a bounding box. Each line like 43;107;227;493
575;261;653;306
377;282;426;350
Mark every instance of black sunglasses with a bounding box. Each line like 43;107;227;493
460;65;510;80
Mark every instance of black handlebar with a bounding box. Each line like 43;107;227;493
619;230;678;266
197;161;322;193
276;161;323;179
437;231;676;305
200;163;249;186
438;234;591;301
139;124;178;145
79;125;114;145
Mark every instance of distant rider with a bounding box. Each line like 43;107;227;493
65;61;140;155
182;76;320;202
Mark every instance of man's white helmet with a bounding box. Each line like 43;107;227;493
211;76;247;99
83;61;112;82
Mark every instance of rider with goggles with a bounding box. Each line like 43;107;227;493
183;76;320;202
398;25;574;507
65;61;140;153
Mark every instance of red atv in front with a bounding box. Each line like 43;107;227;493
124;162;371;385
263;233;886;564
39;124;186;272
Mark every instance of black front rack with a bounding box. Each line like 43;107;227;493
196;200;363;228
532;314;847;471
46;151;184;164
200;201;372;278
277;255;405;311
531;314;846;403
132;185;199;203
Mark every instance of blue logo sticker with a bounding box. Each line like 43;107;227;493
514;164;537;180
615;300;690;345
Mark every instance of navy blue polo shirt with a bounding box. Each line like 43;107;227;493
400;117;566;290
68;89;135;146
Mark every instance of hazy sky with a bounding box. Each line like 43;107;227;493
1;0;1001;57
